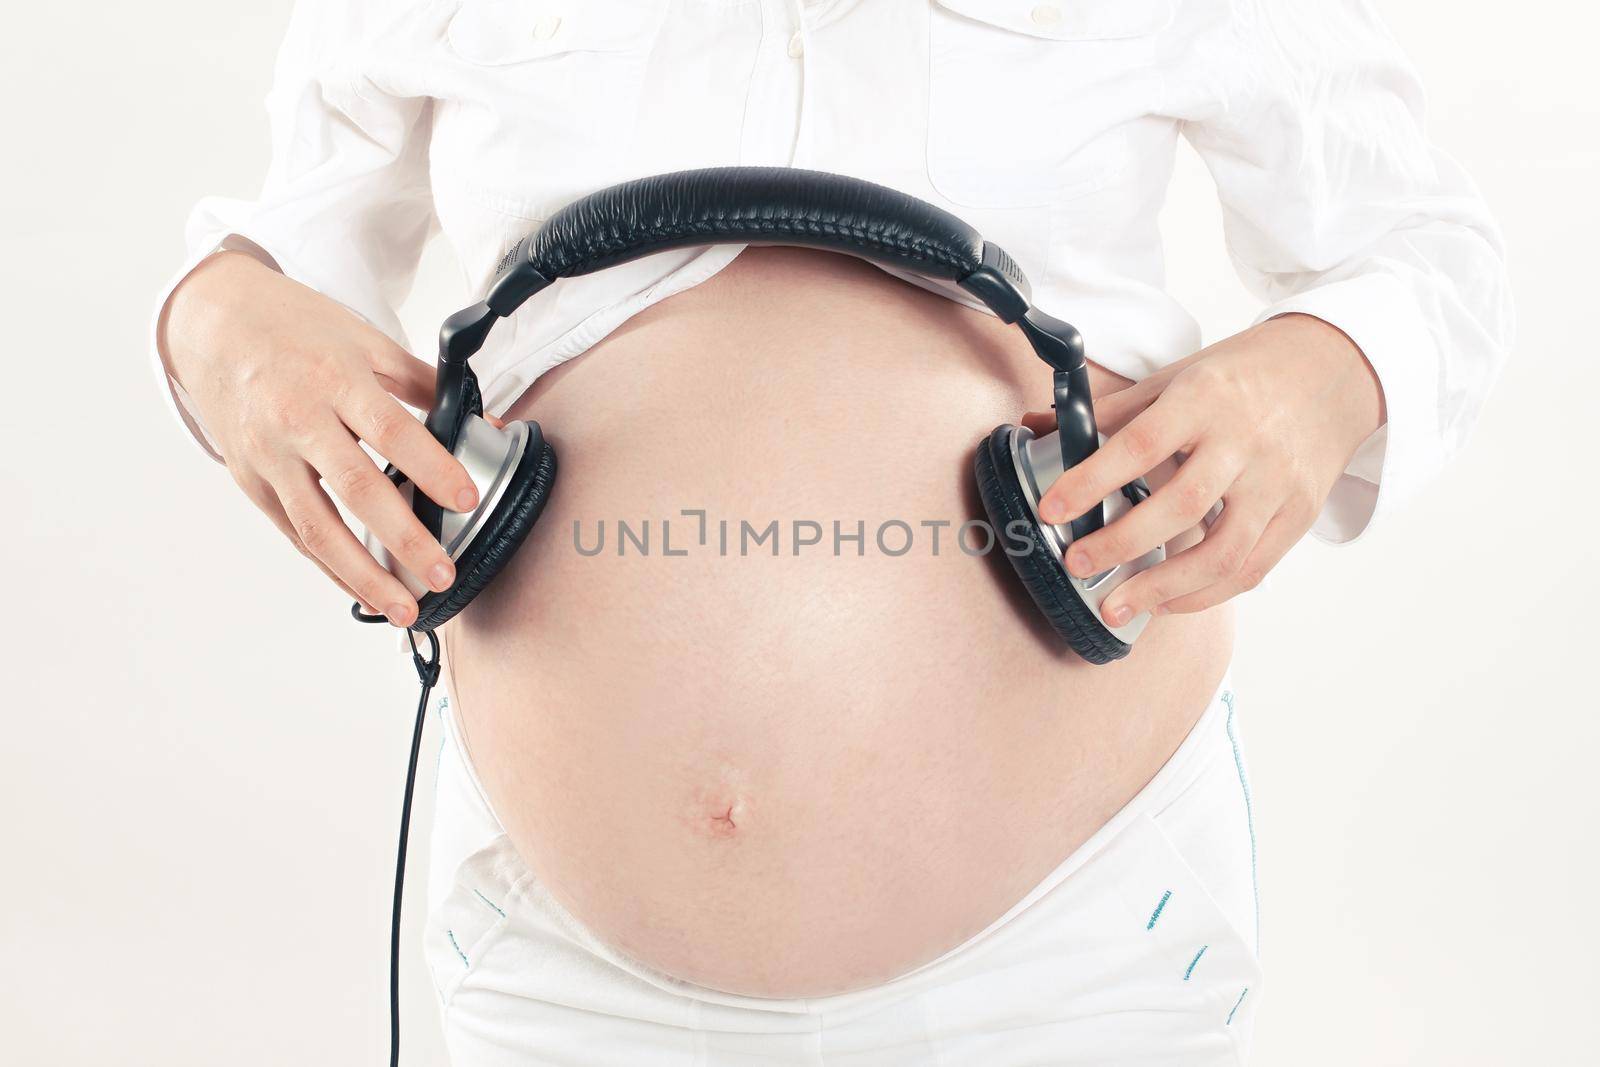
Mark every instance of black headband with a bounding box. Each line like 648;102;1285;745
492;166;1011;306
426;167;1099;508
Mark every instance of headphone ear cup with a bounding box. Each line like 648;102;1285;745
412;434;558;632
974;424;1130;664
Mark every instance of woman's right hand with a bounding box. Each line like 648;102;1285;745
161;251;479;627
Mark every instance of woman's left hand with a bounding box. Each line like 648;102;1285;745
1028;313;1386;626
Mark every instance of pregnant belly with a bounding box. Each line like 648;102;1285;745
443;248;1233;997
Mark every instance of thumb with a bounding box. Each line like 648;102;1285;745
1023;367;1173;440
368;338;438;410
1092;368;1180;435
1093;385;1156;436
1096;343;1222;433
1023;367;1173;441
1019;410;1057;437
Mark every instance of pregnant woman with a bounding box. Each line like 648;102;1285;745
153;1;1511;1064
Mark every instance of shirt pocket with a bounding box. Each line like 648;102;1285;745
436;0;671;221
926;0;1175;209
445;0;660;64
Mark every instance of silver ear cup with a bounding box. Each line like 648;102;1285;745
1009;426;1166;645
362;416;531;600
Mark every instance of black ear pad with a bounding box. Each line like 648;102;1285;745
974;425;1130;665
411;437;558;633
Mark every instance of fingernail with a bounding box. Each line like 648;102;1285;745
1067;549;1091;576
455;487;479;512
1105;604;1131;626
1040;500;1067;524
385;604;412;627
428;561;454;591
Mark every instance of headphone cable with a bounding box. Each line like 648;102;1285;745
389;628;440;1067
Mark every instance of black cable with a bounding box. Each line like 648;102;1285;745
388;628;439;1067
353;603;390;624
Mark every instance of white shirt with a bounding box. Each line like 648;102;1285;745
154;0;1513;543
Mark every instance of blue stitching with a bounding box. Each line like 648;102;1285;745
432;697;451;790
1147;890;1173;930
1184;945;1208;981
1227;986;1249;1025
446;928;469;968
435;696;449;777
1223;691;1261;950
472;888;507;918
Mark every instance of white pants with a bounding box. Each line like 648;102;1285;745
424;678;1262;1065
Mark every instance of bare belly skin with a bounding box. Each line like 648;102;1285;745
443;248;1233;997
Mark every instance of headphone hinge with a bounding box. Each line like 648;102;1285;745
1051;369;1105;540
959;242;1032;323
486;262;552;317
438;301;497;365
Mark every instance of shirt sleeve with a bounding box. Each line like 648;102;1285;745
1181;0;1514;543
150;0;439;461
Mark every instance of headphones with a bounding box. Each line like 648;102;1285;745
357;165;1165;660
356;166;1168;1064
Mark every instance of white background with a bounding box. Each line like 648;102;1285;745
1;2;1594;1064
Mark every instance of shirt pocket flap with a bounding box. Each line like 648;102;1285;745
932;0;1175;41
447;0;662;65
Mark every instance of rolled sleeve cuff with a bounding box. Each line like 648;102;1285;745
1253;271;1442;545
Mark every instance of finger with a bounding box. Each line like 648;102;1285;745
1096;498;1272;625
273;466;421;626
1038;401;1196;527
237;473;374;609
339;389;479;515
262;483;377;607
1155;507;1307;615
305;433;457;596
365;336;438;410
1063;447;1245;578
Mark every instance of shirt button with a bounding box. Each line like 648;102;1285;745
533;15;561;41
787;30;804;58
1030;4;1061;27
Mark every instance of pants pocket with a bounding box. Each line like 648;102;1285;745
1131;808;1264;1064
425;695;528;1007
424;836;526;1007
